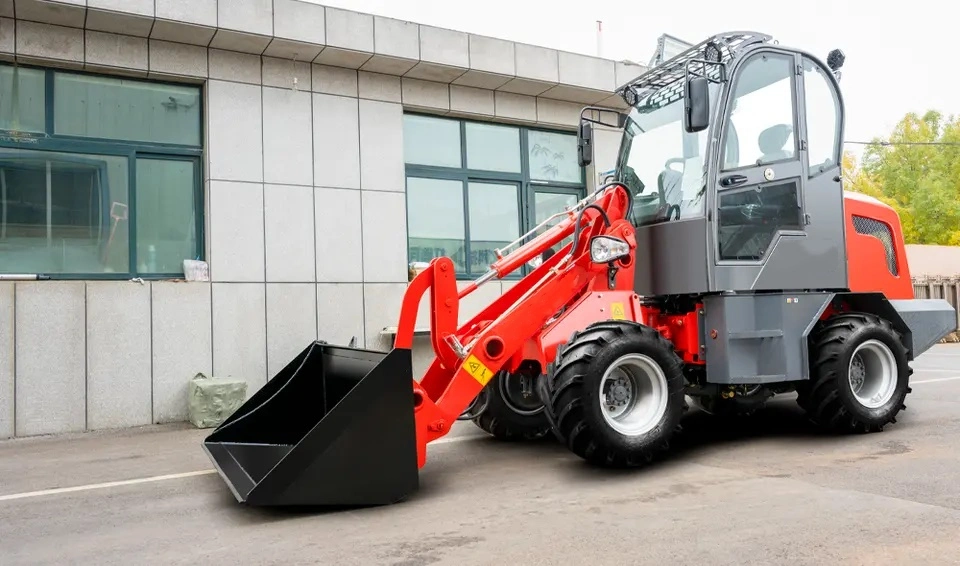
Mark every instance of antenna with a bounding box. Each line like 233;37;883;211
596;20;603;57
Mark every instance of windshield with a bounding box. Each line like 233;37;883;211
616;81;722;227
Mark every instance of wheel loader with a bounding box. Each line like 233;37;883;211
202;32;957;506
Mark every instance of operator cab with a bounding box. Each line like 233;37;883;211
577;32;848;297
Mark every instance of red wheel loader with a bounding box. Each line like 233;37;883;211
202;32;957;507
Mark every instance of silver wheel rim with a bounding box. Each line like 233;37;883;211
848;339;898;409
598;353;669;436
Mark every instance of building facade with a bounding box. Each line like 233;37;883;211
0;0;638;438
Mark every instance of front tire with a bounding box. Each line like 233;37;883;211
546;321;686;467
798;312;911;433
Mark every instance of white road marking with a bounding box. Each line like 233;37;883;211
0;470;216;502
4;374;959;504
0;434;479;503
912;375;960;385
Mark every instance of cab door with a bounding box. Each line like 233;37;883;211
709;48;843;292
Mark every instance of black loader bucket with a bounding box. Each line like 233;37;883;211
202;341;419;507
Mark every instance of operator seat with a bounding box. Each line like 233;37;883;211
758;124;793;163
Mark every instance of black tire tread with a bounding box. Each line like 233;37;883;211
798;311;911;433
545;320;686;467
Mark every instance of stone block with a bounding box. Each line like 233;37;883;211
361;190;408;283
0;283;12;438
515;42;559;83
358;71;401;102
15;282;86;436
208;49;261;84
84;30;148;72
264;184;316;282
418;24;468;69
314;186;363;282
450;85;494;116
89;0;152;16
266;283;318;376
218;0;272;37
208;180;265;282
85;282;152;430
262;87;313;186
151;281;213;423
273;0;325;45
206;80;263;183
212;283;267;392
312;64;358;97
495;91;537;121
262;56;311;89
86;7;153;36
468;34;515;76
156;0;217;27
187;375;247;428
148;39;207;79
0;18;12;55
558;51;616;92
401;78;449;111
16;20;83;64
358;99;404;192
317;283;365;347
324;6;373;54
313;93;360;190
13;0;84;28
150;20;216;47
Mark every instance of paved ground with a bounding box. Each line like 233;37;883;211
2;344;960;565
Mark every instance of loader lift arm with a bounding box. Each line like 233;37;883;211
396;183;636;468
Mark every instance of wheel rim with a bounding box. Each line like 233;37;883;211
848;339;898;409
598;353;669;436
500;373;544;416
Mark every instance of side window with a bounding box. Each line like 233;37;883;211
722;53;797;170
717;180;804;261
802;56;841;176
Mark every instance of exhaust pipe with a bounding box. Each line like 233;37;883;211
202;341;419;506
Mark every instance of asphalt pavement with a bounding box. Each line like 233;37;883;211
2;344;960;565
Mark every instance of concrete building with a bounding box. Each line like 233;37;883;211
0;0;639;438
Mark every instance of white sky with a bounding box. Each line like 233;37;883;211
314;0;957;157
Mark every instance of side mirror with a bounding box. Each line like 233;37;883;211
577;121;594;167
684;76;710;133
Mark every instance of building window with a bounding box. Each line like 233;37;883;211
403;113;585;279
0;63;203;278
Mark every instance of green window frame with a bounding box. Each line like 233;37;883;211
403;112;586;280
0;62;203;280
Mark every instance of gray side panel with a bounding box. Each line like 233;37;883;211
703;292;833;384
633;218;709;296
889;298;957;358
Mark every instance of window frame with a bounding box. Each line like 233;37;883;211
403;112;586;280
0;62;204;280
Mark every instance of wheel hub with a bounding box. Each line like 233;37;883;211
500;372;545;416
847;339;898;409
598;354;669;437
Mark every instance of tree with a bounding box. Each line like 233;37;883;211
842;110;960;245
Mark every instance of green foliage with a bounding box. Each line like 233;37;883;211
843;110;960;245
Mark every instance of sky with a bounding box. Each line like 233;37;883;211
312;0;957;159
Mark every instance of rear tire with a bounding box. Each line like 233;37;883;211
473;370;552;441
798;312;911;433
545;320;686;467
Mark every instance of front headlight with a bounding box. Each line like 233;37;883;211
589;235;630;264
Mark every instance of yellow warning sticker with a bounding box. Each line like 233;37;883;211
611;302;626;320
464;354;494;386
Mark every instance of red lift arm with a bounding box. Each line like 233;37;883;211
392;183;636;468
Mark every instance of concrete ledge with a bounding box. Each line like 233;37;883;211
7;0;640;105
